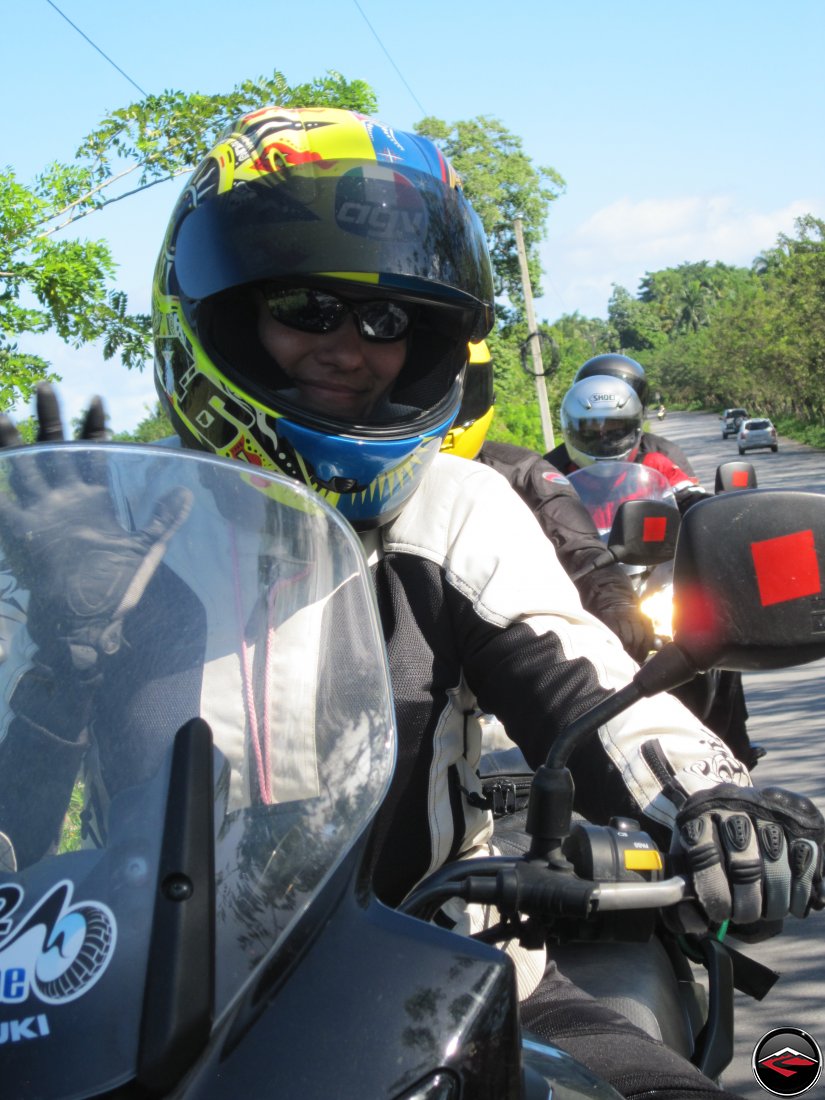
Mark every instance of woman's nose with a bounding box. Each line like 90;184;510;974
320;315;366;368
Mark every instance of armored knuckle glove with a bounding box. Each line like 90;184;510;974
668;783;825;935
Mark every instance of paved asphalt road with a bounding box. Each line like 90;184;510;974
651;410;825;1098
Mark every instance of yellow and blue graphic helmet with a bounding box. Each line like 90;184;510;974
152;106;494;527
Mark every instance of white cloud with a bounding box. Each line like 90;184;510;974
538;195;823;320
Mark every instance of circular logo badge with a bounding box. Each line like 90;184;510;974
753;1028;822;1096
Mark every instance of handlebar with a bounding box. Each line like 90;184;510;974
594;875;688;910
399;855;690;922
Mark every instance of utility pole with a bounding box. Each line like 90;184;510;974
513;217;555;451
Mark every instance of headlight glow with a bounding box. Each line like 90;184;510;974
640;584;674;640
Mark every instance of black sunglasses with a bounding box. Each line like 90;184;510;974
263;287;413;343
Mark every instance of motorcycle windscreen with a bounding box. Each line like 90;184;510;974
0;445;396;1098
568;461;677;539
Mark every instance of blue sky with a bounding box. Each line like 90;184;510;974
4;0;824;431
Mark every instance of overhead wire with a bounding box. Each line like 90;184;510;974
351;0;428;117
44;0;149;99
46;0;422;120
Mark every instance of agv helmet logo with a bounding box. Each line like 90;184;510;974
753;1028;822;1095
335;166;428;241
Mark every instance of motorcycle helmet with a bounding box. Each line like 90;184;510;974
574;354;650;408
560;376;644;467
152;106;494;528
440;339;495;460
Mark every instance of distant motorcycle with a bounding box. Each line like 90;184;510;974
567;461;680;640
656;404;666;421
567;462;724;733
567;460;764;767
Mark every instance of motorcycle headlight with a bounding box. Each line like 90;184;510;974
639;584;674;640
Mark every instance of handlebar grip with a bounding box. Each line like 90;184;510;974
594;876;688;910
461;868;689;917
463;865;597;918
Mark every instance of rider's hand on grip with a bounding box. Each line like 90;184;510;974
602;603;655;664
666;783;825;936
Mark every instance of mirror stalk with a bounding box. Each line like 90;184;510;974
528;643;701;862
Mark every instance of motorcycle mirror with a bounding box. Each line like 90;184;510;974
715;461;758;493
671;489;825;671
607;499;681;565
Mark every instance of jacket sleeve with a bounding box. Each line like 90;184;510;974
478;441;623;581
638;452;710;514
385;455;751;839
477;443;652;660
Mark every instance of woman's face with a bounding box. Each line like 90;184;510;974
257;298;407;420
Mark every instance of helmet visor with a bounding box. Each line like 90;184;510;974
455;361;495;426
564;416;641;460
173;160;493;327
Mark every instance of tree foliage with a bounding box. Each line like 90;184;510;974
112;401;172;443
1;71;378;410
633;216;825;437
607;285;664;352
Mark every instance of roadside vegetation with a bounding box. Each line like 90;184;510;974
2;72;822;453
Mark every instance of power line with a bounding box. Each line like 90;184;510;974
45;0;149;99
351;0;427;117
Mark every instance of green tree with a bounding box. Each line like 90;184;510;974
1;71;378;410
484;330;545;450
112;401;172;443
638;261;750;336
607;285;664;351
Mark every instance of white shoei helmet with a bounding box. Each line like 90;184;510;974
560;375;643;466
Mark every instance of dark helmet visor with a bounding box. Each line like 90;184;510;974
565;417;641;459
172;161;493;336
456;361;495;426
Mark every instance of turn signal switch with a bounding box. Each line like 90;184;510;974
555;818;665;943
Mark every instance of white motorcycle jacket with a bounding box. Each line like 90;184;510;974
365;453;749;906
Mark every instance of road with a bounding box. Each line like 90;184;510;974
652;410;825;1097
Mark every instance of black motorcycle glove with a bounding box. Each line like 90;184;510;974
666;783;825;935
0;461;192;675
600;602;654;664
577;567;654;663
0;382;109;448
0;386;192;676
675;486;713;515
